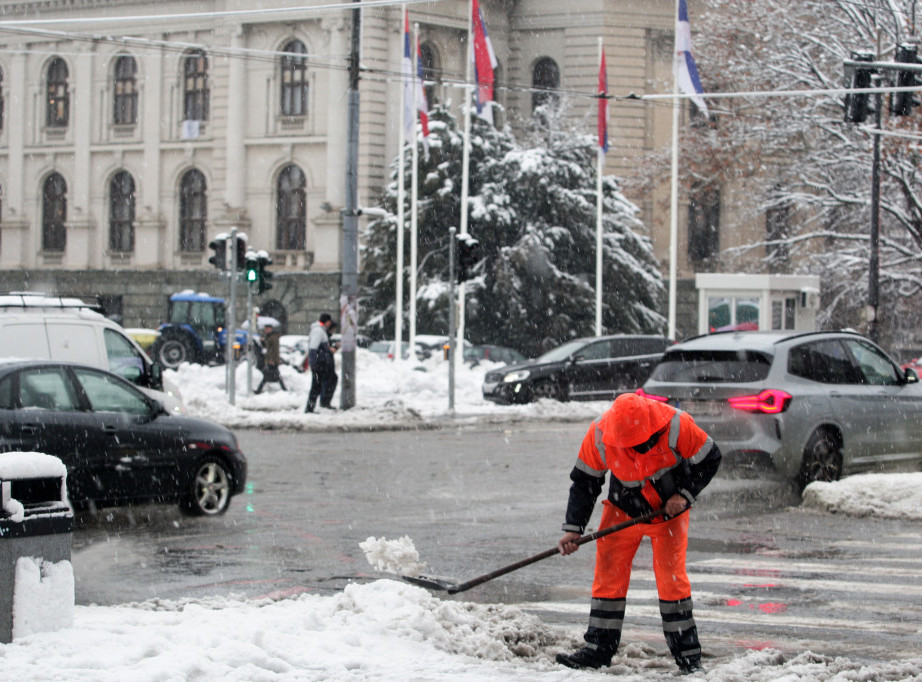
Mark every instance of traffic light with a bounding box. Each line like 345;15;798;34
891;44;919;116
244;251;259;287
233;232;248;270
844;51;874;124
207;235;227;270
256;252;273;294
457;235;482;283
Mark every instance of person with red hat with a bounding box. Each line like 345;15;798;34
555;392;721;674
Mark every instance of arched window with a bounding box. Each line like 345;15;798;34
531;57;560;112
419;42;440;106
280;40;308;116
109;171;135;253
46;58;69;127
183;50;209;121
42;173;67;251
276;165;306;251
179;169;207;251
113;56;138;125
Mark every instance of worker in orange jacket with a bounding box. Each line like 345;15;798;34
555;393;721;674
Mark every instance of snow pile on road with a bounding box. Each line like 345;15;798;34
2;579;920;681
360;536;427;577
801;473;922;520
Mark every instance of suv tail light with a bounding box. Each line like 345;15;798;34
727;389;792;414
635;388;668;402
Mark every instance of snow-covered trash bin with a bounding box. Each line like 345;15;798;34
0;452;74;643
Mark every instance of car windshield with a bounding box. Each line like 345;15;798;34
649;349;773;383
536;339;588;363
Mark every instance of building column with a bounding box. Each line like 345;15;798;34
137;44;165;267
224;25;247;211
3;50;30;267
71;46;94;268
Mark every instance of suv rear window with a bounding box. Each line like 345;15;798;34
649;350;772;383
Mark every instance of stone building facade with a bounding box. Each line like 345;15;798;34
0;0;728;336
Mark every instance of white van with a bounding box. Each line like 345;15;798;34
0;293;184;413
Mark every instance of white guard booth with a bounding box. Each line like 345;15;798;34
695;273;821;336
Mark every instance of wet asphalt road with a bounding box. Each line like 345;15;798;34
70;422;922;664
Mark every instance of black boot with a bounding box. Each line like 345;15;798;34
556;597;624;669
555;646;613;670
660;597;703;675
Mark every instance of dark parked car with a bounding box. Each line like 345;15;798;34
482;335;672;404
638;330;922;489
0;360;247;515
464;345;527;366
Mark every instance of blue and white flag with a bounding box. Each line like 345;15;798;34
675;0;708;116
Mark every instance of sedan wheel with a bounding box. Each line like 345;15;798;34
798;428;842;491
183;457;232;516
532;379;567;402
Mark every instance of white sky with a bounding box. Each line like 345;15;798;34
3;350;922;680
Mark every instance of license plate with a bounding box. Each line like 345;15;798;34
681;400;723;417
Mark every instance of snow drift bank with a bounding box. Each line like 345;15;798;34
1;579;920;681
802;473;922;521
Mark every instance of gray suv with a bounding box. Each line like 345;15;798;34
638;330;922;488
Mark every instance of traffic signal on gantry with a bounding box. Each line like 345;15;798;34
891;44;920;116
844;51;874;124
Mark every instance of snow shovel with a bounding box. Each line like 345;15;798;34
403;507;666;594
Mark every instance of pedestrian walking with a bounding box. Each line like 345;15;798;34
304;313;338;412
555;392;722;674
254;322;286;393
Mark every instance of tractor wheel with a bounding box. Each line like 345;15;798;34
152;329;200;369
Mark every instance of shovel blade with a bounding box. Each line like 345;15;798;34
402;574;460;593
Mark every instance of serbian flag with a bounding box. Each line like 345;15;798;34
598;47;609;153
471;0;498;123
402;10;415;140
675;0;708;115
416;36;431;153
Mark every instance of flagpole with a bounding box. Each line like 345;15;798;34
595;37;604;337
457;0;473;368
668;0;680;341
395;6;407;360
409;20;420;353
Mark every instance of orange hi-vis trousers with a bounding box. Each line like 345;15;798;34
592;500;691;601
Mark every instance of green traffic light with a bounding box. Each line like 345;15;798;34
247;269;257;282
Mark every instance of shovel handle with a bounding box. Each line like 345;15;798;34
449;507;665;594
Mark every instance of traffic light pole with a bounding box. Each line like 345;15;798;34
868;82;882;343
226;227;238;405
340;0;361;410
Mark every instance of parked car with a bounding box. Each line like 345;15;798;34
0;292;184;414
638;330;922;489
464;344;527;366
0;359;247;515
482;335;673;404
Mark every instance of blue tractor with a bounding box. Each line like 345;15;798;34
151;291;251;369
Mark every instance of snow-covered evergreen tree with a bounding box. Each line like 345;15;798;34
361;104;664;358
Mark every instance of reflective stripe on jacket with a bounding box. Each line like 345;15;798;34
563;400;720;533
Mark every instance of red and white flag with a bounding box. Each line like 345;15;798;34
415;34;430;151
471;0;498;123
598;47;609;153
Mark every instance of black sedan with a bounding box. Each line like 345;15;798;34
482;335;672;404
0;359;247;515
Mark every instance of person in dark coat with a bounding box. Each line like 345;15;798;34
304;313;338;412
254;323;286;393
